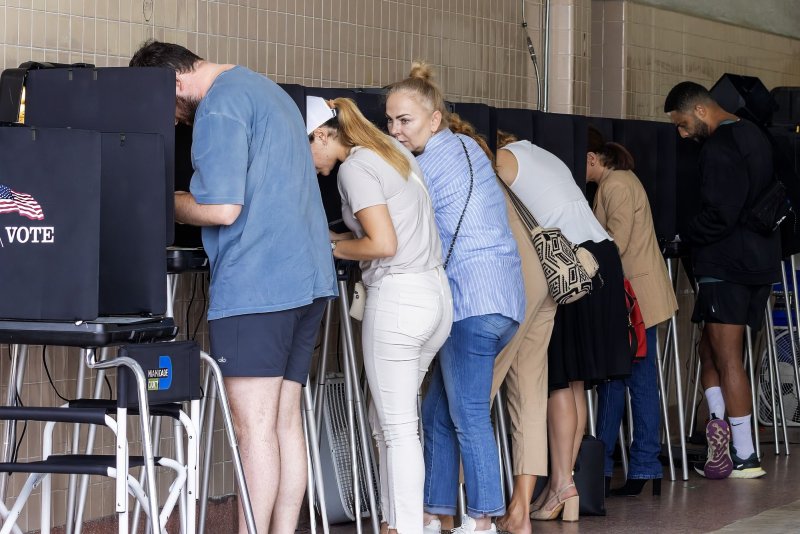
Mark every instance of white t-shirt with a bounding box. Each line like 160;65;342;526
338;138;443;286
503;140;610;244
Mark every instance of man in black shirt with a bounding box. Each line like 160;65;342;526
665;81;780;480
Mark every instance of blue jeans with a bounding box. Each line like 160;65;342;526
422;314;518;518
596;326;663;479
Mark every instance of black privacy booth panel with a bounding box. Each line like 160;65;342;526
612;119;677;242
496;108;587;191
0;126;102;320
24;66;173;316
452;103;497;154
24;66;175;246
98;132;166;315
533;111;588;191
355;89;388;131
497;108;535;143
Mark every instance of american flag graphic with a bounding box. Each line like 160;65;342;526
0;184;44;220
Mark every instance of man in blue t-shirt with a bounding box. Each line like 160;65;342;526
131;41;336;533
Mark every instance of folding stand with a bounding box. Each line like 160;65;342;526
312;263;380;534
662;258;690;480
493;389;514;500
0;318;177;534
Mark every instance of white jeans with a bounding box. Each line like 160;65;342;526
362;267;453;534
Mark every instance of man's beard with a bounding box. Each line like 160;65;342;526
176;95;201;125
689;117;710;142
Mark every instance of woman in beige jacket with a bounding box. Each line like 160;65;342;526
588;130;678;497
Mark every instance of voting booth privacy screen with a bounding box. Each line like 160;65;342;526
24;66;176;247
0;126;102;321
0;66;175;320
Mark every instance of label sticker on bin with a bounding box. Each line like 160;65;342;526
147;355;173;391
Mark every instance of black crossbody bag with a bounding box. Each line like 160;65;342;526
743;178;791;234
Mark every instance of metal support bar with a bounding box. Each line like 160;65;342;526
745;328;761;460
337;277;380;534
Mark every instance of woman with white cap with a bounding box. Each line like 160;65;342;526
306;95;453;534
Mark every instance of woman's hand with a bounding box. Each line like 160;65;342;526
329;230;354;242
330;205;397;261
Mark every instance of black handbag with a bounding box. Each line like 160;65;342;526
573;435;607;516
531;435;606;517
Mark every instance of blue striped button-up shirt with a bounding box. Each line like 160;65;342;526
416;129;525;323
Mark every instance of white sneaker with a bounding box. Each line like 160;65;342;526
451;515;497;534
423;518;442;534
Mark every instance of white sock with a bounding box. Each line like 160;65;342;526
705;386;725;419
730;414;755;458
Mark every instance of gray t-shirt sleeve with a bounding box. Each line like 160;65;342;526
338;158;388;215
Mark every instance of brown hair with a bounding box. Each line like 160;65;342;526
387;61;449;131
586;125;635;171
496;130;519;150
316;98;411;178
596;142;635;171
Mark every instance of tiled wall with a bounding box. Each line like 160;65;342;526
1;0;546;109
591;0;800;120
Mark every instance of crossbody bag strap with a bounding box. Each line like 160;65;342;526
496;174;542;230
443;135;475;269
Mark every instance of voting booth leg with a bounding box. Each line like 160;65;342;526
585;390;596;437
616;388;633;480
0;344;28;503
313;301;335;444
685;323;701;439
765;300;791;455
744;328;762;460
654;327;676;481
618;423;629;479
493;389;514;500
666;259;690;480
336;274;381;534
199;351;257;534
73;348;112;534
65;350;91;534
196;365;217;534
780;261;800;445
304;378;330;534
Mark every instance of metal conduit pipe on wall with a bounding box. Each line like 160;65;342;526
542;0;551;111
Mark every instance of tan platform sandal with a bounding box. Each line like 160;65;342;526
529;483;579;522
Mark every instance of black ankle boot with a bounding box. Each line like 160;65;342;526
609;478;661;496
604;476;612;497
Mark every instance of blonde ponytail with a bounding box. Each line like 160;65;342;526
330;98;411;179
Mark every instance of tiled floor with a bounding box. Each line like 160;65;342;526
56;444;800;533
320;449;800;533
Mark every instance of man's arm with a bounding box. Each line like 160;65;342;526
175;190;242;226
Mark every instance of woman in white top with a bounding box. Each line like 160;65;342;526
307;96;453;534
496;132;631;523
